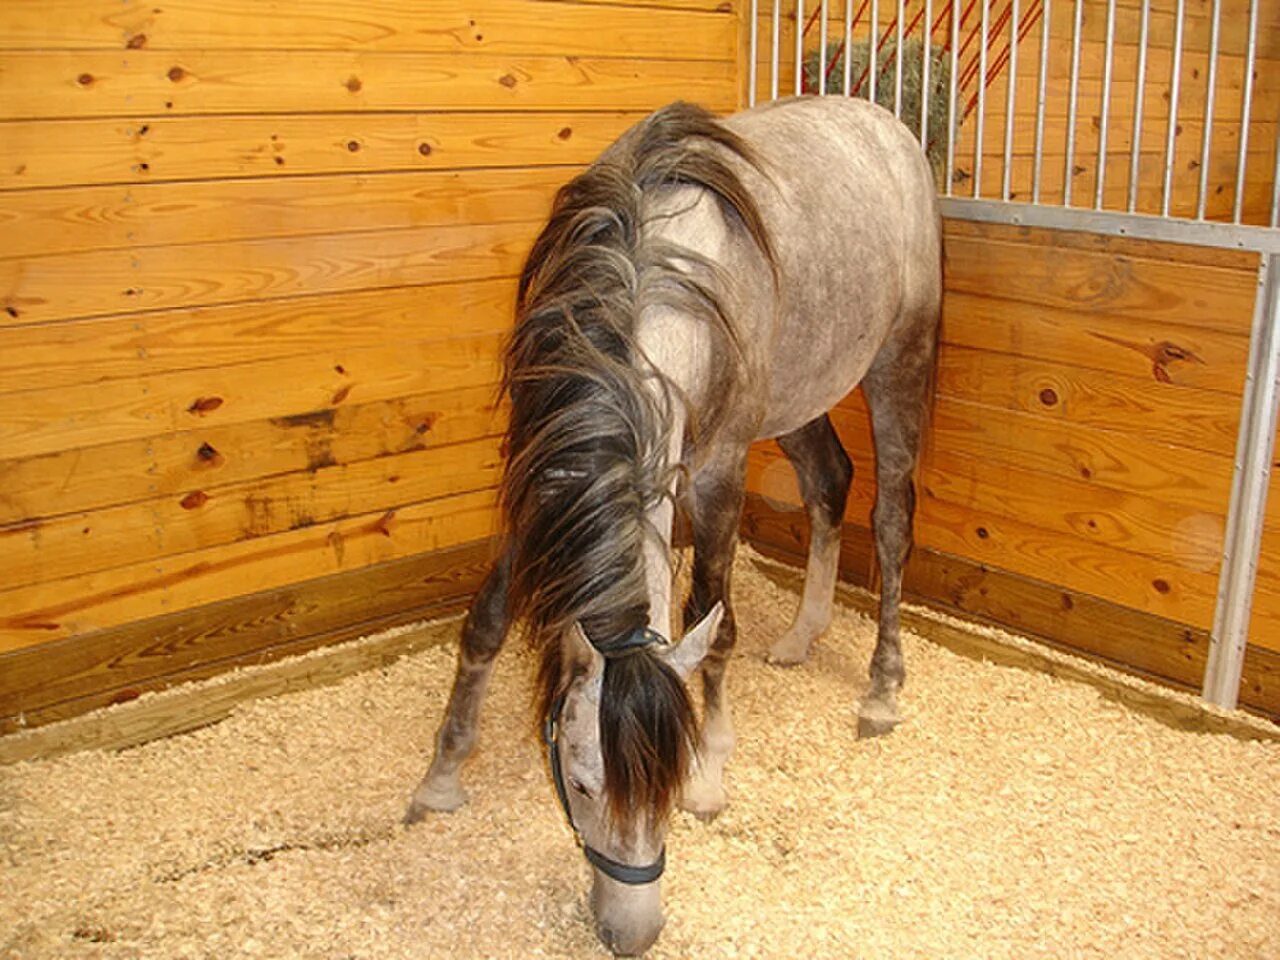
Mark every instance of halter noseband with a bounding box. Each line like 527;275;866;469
542;625;668;887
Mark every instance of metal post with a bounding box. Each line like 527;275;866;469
1032;0;1050;204
1127;0;1150;213
1094;0;1116;209
750;0;761;106
1195;0;1221;219
1204;255;1280;709
1233;0;1258;224
1063;0;1083;206
870;0;879;102
1161;0;1185;218
843;0;854;95
771;0;782;100
1001;0;1018;201
894;0;905;117
819;0;830;93
795;0;806;95
922;0;933;145
973;0;989;198
945;0;959;194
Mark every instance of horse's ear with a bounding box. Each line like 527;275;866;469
660;601;723;681
566;621;606;685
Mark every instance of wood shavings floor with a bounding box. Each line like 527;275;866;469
3;549;1277;959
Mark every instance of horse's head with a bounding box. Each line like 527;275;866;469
545;604;723;956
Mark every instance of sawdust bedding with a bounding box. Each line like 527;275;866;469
2;547;1277;960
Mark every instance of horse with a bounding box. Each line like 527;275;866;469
403;95;941;955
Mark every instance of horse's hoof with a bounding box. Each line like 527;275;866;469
856;714;898;739
403;780;468;822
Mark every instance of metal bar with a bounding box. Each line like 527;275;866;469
1001;0;1018;200
749;0;760;106
1204;255;1280;709
1093;0;1116;209
1032;0;1049;203
843;0;854;94
869;0;879;102
938;197;1280;255
973;0;988;197
1233;0;1258;224
921;0;933;145
795;0;805;95
946;0;959;195
819;0;829;93
1195;0;1221;219
771;0;782;100
1127;0;1150;213
1160;0;1185;218
894;0;905;117
1063;0;1083;206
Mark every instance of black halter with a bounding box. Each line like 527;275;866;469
542;625;668;886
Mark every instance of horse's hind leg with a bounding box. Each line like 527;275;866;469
766;414;853;666
858;316;937;739
680;450;747;822
404;551;512;823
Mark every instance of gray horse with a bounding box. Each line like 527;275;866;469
404;96;941;955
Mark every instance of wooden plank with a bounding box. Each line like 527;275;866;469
920;448;1227;576
0;166;566;260
0;331;505;462
745;441;877;526
0;487;499;653
0;537;497;744
914;488;1221;627
739;493;1280;720
943;232;1259;335
0;382;505;525
0;0;735;58
0;433;503;591
0;278;518;395
0;51;736;120
1;218;538;326
835;398;1236;517
1;110;640;191
941;290;1252;395
937;345;1241;456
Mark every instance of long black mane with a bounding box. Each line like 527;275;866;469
501;102;773;828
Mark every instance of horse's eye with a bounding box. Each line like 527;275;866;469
569;777;593;799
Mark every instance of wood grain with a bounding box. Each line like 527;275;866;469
0;51;736;120
1;110;641;191
0;537;497;743
1;218;538;326
0;434;503;591
0;331;504;461
0;166;566;259
0;382;505;525
0;278;517;395
0;0;735;53
0;487;499;653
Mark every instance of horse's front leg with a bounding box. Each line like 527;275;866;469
404;551;511;822
680;458;746;822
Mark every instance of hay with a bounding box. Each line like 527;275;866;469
2;546;1277;959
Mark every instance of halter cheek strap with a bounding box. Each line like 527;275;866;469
543;625;668;886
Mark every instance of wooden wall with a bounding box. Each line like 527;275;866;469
742;219;1279;717
0;0;742;733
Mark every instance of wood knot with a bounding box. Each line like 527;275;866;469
418;142;432;156
77;73;94;86
180;490;209;510
345;75;363;93
127;33;147;49
168;65;186;82
1152;578;1171;594
196;442;221;463
975;526;989;539
331;384;353;405
498;73;517;88
188;396;223;415
1038;387;1059;406
346;140;361;152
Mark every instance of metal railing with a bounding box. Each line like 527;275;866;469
745;0;1279;711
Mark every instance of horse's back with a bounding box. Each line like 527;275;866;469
723;97;941;438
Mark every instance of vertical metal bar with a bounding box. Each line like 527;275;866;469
945;0;959;194
771;0;782;100
1094;0;1116;209
869;0;880;102
1160;0;1185;218
1127;0;1150;213
843;0;854;94
972;0;989;198
795;0;806;95
1233;0;1258;224
819;0;830;94
1063;0;1083;206
1001;0;1018;200
750;0;761;106
1195;0;1221;219
1032;0;1050;203
894;0;905;117
921;0;933;145
1204;255;1280;710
